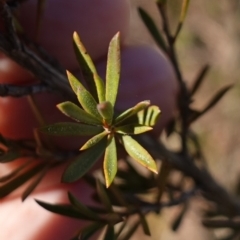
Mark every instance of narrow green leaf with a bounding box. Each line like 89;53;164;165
139;211;151;236
35;200;92;220
93;73;105;103
114;100;150;125
68;192;100;220
104;136;117;188
62;137;107;183
190;65;210;96
115;124;152;135
156;161;171;203
121;219;141;240
122;136;158;174
80;131;108;151
172;203;188;231
105;32;120;107
0;160;31;182
73;31;99;100
138;8;167;52
57;101;101;125
96;179;113;212
40;122;102;136
173;0;191;40
78;222;105;240
0;150;20;163
189;85;233;123
115;219;128;238
35;0;46;39
66;71;102;120
136;105;161;126
104;225;115;240
22;164;50;201
179;0;190;24
0;163;46;198
97;101;114;125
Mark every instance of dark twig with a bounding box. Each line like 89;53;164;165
0;3;74;99
137;134;240;217
0;83;51;97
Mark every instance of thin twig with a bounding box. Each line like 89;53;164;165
0;83;51;97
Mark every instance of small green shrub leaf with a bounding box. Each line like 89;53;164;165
36;200;91;220
93;73;105;103
0;163;46;198
96;179;113;212
122;135;158;174
78;222;105;240
106;32;120;107
115;124;152;135
73;31;99;100
57;101;101;125
0;150;20;163
114;100;150;125
139;211;151;236
104;225;115;240
104;136;117;188
66;71;102;120
80;131;108;151
40;122;102;136
97;101;114;125
68;192;100;220
138;8;167;52
136;105;161;126
62;137;107;182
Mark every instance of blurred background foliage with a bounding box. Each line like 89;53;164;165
129;0;240;239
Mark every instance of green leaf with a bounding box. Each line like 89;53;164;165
120;219;141;240
78;222;105;240
190;64;210;96
73;31;99;101
97;101;114;125
104;136;117;188
66;71;102;120
115;124;152;135
122;135;158;174
138;8;167;52
22;164;50;201
139;211;151;236
35;0;46;39
62;137;107;182
0;163;46;198
96;179;113;212
114;100;150;125
93;73;105;103
189;85;233;123
40;122;102;136
57;101;101;125
104;225;115;240
80;131;108;151
105;32;120;107
136;105;161;126
0;150;20;163
35;200;91;220
68;192;100;220
0;160;31;182
179;0;190;24
174;0;191;39
115;220;128;238
172;203;188;231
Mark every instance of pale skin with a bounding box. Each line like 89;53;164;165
0;0;178;239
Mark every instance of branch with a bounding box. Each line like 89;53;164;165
0;3;74;99
138;134;240;217
0;83;51;97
